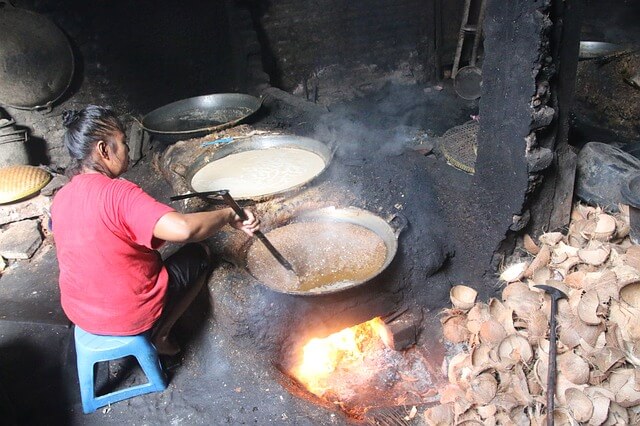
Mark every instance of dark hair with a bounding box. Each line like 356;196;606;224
62;105;124;176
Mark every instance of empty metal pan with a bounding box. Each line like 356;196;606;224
141;93;262;137
185;134;333;201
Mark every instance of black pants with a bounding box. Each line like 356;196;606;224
158;243;210;322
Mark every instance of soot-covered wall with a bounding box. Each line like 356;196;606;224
246;0;467;91
3;0;242;167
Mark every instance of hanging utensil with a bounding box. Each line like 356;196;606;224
170;190;297;275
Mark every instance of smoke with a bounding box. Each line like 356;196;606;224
311;82;471;166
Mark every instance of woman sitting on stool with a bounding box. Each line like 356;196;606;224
51;105;259;355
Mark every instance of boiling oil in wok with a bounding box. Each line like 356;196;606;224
246;222;387;292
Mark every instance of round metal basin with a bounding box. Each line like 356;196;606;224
186;135;333;201
246;207;406;296
142;93;262;136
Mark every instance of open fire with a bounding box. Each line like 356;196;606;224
287;316;442;418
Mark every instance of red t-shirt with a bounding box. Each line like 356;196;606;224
51;173;175;335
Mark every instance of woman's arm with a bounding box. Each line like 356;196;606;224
153;208;259;243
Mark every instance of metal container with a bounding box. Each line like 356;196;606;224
185;134;333;201
141;93;262;139
0;1;74;110
246;207;407;296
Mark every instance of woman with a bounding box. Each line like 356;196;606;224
51;105;259;355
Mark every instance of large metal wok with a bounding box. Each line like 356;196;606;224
185;134;333;201
141;93;262;137
0;1;74;110
246;207;407;296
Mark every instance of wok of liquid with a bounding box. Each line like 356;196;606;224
247;222;388;293
191;147;326;198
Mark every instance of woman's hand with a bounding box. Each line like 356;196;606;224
230;209;260;236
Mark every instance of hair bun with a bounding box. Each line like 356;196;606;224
62;110;80;128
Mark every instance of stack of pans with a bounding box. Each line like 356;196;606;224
0;117;28;146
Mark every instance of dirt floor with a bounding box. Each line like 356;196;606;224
0;81;479;425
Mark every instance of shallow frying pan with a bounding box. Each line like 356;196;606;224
185;135;333;201
141;93;262;138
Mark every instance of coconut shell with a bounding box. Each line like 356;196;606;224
584;269;619;302
614;265;640;293
497;335;533;366
488;298;517;335
604;323;625;352
624;246;640;271
523;234;540;255
423;403;454;426
554;256;581;277
476;404;497;420
555;372;586;406
442;315;470;344
455;420;484;426
605;368;640;408
470;344;493;371
509;364;534;406
551;249;569;265
558;351;590;385
614;216;631;240
450;285;478;310
609;300;640;342
448;352;472;387
523;308;550;344
564;270;587;289
525;245;551;278
490;393;519;413
466;303;490;334
594;213;617;241
532;267;553;285
546;407;574;426
500;262;529;283
440;383;466;404
578;244;611;266
502;281;543;319
568;232;587;249
619;282;640;310
584;388;612;426
510;406;529;426
572;204;592;221
595;347;625;374
578;290;602;325
603;401;629;425
539;231;565;246
479;319;507;347
465;373;497;405
576;218;598;240
565;388;594;423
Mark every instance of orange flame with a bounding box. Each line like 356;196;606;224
291;317;387;397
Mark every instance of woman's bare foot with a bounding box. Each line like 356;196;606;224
153;334;181;356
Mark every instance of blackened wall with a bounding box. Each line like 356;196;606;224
4;0;242;167
249;0;465;91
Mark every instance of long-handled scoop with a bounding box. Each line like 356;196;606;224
170;190;297;274
534;284;568;426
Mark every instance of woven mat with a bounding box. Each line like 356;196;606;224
438;120;479;174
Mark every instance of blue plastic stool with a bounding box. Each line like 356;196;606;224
74;326;168;413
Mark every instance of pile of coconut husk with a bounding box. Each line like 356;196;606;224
427;203;640;425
